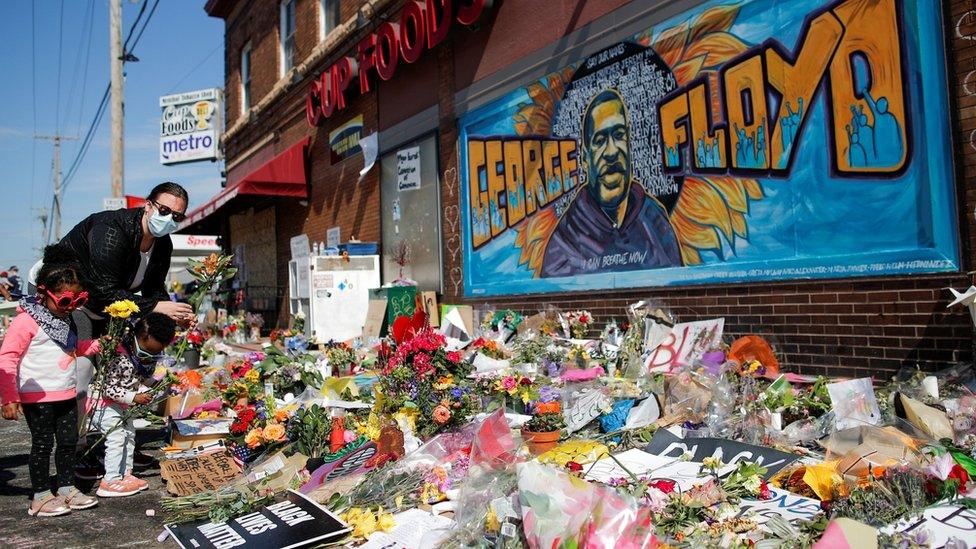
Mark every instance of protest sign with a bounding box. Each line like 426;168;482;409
646;318;725;372
883;505;976;547
563;389;612;434
160;449;243;496
166;490;350;549
644;429;797;477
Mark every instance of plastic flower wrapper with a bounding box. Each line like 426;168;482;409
516;461;658;549
537;440;610;468
441;463;522;548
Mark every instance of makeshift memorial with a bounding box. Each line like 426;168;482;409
828;378;883;430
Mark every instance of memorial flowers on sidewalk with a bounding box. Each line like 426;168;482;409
564;310;594;339
377;328;478;437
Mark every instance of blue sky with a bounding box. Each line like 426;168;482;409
0;0;225;270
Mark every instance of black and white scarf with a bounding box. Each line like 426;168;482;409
21;295;77;352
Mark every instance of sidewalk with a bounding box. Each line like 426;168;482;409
0;417;169;548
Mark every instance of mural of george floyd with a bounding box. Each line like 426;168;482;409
460;0;959;297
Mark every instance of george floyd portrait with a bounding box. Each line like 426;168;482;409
541;88;682;277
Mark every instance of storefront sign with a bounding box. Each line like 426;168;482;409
166;490;350;549
458;0;958;296
396;146;421;191
306;0;493;125
171;234;220;252
328;115;363;163
159;88;222;165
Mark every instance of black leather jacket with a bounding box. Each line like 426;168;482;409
59;207;172;317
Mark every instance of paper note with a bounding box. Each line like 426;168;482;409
360;509;455;549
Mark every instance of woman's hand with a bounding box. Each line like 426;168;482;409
1;402;21;420
153;300;193;323
133;393;152;405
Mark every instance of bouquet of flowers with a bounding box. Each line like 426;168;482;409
173;252;237;359
323;341;358;377
563;310;594;339
471;337;506;360
472;372;541;413
378;328;478;437
227;396;291;461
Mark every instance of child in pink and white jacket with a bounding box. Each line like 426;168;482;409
0;246;99;517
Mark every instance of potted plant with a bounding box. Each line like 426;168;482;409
521;400;565;455
289;404;332;471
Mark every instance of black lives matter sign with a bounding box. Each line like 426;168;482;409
166;490;350;549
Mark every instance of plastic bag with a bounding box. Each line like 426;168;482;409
516;461;657;549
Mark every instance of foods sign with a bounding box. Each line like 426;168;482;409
160;88;222;165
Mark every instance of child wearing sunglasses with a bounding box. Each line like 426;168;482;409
0;245;99;517
92;312;175;498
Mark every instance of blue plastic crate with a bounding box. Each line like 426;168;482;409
338;242;378;255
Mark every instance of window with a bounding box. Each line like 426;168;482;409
279;0;296;75
319;0;340;41
240;43;251;114
380;134;442;291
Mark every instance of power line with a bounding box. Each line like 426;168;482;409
55;0;64;132
61;0;162;194
63;0;95;137
167;40;222;94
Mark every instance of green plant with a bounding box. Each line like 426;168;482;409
523;401;565;432
289;404;332;459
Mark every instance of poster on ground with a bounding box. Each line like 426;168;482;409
166;490;349;549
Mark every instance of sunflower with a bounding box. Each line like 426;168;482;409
511;3;764;271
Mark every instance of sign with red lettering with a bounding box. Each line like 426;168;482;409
306;0;494;125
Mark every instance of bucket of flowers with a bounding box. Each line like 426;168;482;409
521;396;565;455
563;310;594;339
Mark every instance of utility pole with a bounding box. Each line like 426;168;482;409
35;134;78;243
37;208;49;251
110;0;124;198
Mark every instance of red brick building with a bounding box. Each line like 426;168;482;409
190;0;976;377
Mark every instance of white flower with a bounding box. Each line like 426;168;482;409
743;475;762;493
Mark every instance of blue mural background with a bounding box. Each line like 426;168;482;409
459;0;959;297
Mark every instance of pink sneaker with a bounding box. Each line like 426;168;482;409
96;476;143;498
123;474;149;493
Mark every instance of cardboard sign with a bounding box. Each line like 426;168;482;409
644;429;797;477
362;299;387;340
646;318;725;372
883;505;976;546
160;449;243;496
326;227;341;248
167;490;350;549
564;389;612;434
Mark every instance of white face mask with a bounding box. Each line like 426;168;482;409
148;208;178;237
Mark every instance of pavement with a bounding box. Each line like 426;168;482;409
0;417;172;549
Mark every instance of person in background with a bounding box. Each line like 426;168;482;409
0;272;11;302
93;312;176;497
8;266;22;296
0;246;99;517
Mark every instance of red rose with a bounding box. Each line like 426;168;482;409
566;461;583;473
758;479;773;500
649;479;676;494
949;464;970;493
229;324;238;332
446;351;461;363
520;377;532;386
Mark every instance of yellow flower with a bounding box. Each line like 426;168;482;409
394;495;404;509
433;375;454;390
244;369;260;383
341;507;379;538
103;300;140;319
244;428;264;448
702;456;722;469
264;423;286;441
376;508;396;532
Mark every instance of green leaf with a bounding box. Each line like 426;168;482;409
951;450;976;477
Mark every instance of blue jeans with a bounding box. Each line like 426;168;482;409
93;402;134;481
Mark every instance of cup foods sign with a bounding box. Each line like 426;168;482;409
159;88;222;165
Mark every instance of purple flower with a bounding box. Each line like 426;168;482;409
451;388;463;398
539;386;561;403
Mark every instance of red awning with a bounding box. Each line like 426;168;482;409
180;137;310;228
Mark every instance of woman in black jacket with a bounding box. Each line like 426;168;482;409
59;182;194;338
